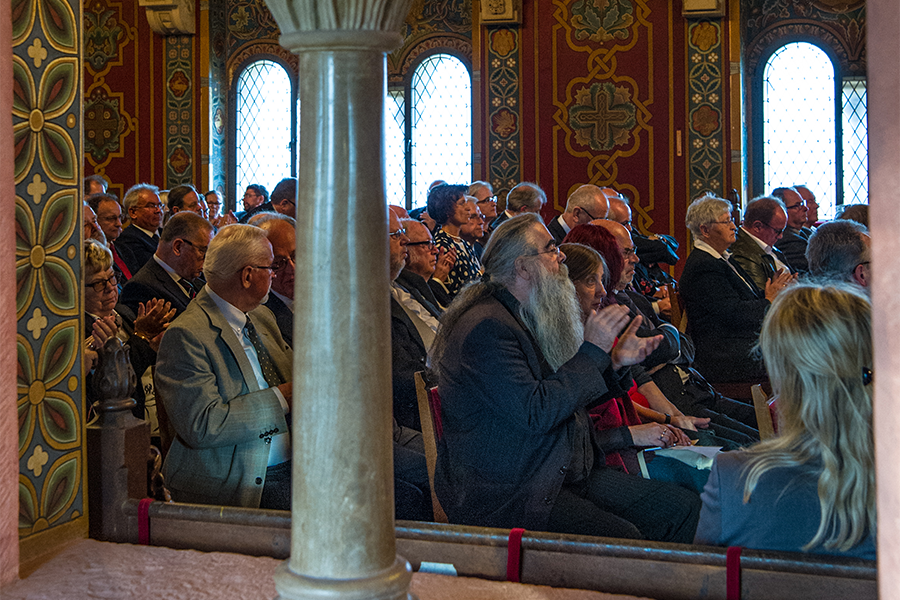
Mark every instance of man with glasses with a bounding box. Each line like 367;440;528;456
257;216;296;348
120;212;214;318
118;183;166;275
240;177;297;222
729;195;794;291
156;224;293;509
773;187;811;273
806;220;872;290
547;184;609;244
468;181;498;223
398;219;449;319
87;192;135;284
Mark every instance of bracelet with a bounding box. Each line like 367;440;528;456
664;413;671;424
133;331;152;343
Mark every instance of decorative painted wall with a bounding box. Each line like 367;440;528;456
518;0;698;253
83;0;199;195
14;0;86;565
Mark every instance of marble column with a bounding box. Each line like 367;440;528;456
869;1;900;598
264;2;414;600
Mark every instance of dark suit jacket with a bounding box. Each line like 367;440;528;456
390;296;428;431
490;211;511;231
396;270;443;319
239;201;275;223
547;215;569;245
679;248;769;383
633;231;679;265
119;257;194;318
263;293;293;348
434;287;614;531
774;226;811;273
729;228;790;291
116;225;158;276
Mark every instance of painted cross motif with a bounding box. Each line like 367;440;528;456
569;82;636;151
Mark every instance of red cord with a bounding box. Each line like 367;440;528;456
138;498;153;545
726;545;742;600
506;528;526;582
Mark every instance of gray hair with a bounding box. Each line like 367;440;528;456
806;220;869;282
506;182;546;213
481;213;544;286
468;181;493;196
565;184;607;217
685;194;732;238
252;212;296;227
204;224;271;285
84;238;113;279
122;183;160;213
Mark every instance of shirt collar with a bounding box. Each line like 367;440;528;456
133;224;158;238
741;227;773;253
693;238;727;260
271;289;293;312
206;287;247;336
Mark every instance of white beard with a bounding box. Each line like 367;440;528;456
519;262;584;372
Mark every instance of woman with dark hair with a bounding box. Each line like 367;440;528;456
695;283;876;559
427;183;483;306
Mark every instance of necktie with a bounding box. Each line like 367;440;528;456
244;315;284;387
179;278;196;299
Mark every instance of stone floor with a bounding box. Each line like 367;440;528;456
3;539;650;600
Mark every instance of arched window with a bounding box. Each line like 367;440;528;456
386;52;472;209
758;41;867;219
233;59;296;203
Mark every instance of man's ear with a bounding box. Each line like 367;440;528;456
853;263;870;288
514;256;533;281
240;265;253;289
171;238;184;256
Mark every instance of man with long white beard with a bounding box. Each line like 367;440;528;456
430;213;701;541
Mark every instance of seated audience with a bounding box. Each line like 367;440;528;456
84;174;108;196
431;213;700;541
772;187;811;273
157;224;293;509
795;185;819;228
240;178;296;221
729;195;794;291
679;195;792;384
256;216;296;347
119;212;214;318
460;196;487;258
490;181;546;230
546;184;609;244
118;184;165;275
235;184;268;221
695;283;876;560
468;180;498;226
427;184;483;305
84;239;173;420
167;184;208;219
83;203;106;245
806;220;871;289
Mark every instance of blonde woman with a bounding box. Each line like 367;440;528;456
694;283;875;559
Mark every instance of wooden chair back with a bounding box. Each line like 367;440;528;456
751;383;777;440
667;283;688;333
414;371;449;523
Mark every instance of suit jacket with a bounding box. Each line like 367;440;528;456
774;226;811;273
396;270;443;319
547;215;569;245
239;201;275;223
695;451;876;560
157;288;292;508
490;211;511;231
390;296;428;431
729;228;790;291
116;225;159;276
119;257;194;318
678;248;769;383
633;231;679;265
434;287;614;531
264;293;293;348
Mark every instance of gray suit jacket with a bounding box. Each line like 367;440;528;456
157;287;292;508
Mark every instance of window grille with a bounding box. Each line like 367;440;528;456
235;60;293;201
842;77;868;207
385;90;406;207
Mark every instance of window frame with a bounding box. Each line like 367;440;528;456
391;47;474;210
751;37;845;207
228;54;299;213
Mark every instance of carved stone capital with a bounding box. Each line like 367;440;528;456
139;0;195;36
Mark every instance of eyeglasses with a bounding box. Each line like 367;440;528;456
98;214;123;224
759;222;785;236
271;255;295;271
785;203;807;211
250;264;276;273
87;273;118;292
477;196;497;205
527;241;561;257
622;246;637;258
406;240;436;249
579;207;599;221
138;202;162;211
179;239;208;257
389;227;407;239
710;217;735;225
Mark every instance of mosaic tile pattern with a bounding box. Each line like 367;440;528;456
686;20;726;198
485;27;520;193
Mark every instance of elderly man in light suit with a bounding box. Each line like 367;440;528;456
156;224;293;509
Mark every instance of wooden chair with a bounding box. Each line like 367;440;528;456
414;371;449;523
666;283;688;333
751;383;778;440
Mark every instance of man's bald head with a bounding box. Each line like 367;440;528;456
563;185;609;227
606;195;632;231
